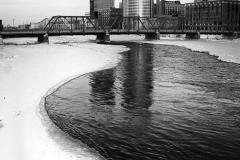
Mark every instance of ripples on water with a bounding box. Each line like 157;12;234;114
45;43;240;160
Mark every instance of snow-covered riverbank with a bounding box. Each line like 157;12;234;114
111;35;240;64
0;36;128;160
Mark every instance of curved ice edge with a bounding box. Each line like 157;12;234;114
186;46;239;64
35;49;128;160
36;73;106;160
133;38;240;64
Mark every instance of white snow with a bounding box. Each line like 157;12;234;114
0;34;239;160
0;36;128;160
111;35;240;64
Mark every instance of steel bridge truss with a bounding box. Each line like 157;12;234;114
43;16;188;34
43;16;239;35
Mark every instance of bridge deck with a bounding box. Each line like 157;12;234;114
0;30;235;38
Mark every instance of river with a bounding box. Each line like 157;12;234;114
45;42;240;160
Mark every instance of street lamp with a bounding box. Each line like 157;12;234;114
13;19;15;27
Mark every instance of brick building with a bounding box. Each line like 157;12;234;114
0;20;3;31
155;0;185;17
90;0;99;18
185;0;240;31
91;0;115;25
97;0;114;10
109;7;123;28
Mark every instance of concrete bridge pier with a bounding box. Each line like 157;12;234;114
0;36;3;45
145;31;160;40
222;32;240;39
38;33;49;43
186;32;200;39
96;32;110;43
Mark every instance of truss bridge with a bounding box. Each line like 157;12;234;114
1;16;239;43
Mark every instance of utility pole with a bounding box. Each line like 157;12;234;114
13;19;15;27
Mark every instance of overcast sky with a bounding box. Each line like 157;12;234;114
0;0;194;26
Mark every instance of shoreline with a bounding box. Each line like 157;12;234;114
0;35;239;160
110;35;240;64
0;36;129;160
37;59;128;160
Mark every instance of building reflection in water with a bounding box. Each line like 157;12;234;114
88;43;154;111
117;43;154;110
89;69;116;107
88;43;155;157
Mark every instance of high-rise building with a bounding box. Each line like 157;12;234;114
155;0;185;17
90;0;98;18
0;20;3;31
91;0;116;26
119;1;123;9
109;7;123;28
96;0;115;11
123;0;154;18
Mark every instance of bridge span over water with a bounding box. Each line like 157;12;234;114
1;16;240;43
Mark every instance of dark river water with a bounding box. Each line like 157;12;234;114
45;43;240;160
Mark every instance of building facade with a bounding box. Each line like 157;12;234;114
109;8;123;28
155;0;185;17
0;20;3;31
185;0;240;30
96;0;115;25
123;0;154;17
119;1;123;9
194;0;208;2
96;0;114;10
90;0;98;17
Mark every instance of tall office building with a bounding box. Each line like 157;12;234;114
119;1;123;8
123;0;154;17
156;0;185;17
0;20;3;31
90;0;98;17
97;0;115;11
90;0;114;18
90;0;116;25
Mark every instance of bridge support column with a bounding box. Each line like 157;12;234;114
38;33;49;43
96;32;110;43
0;36;3;45
186;32;200;39
145;31;160;40
222;32;240;40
